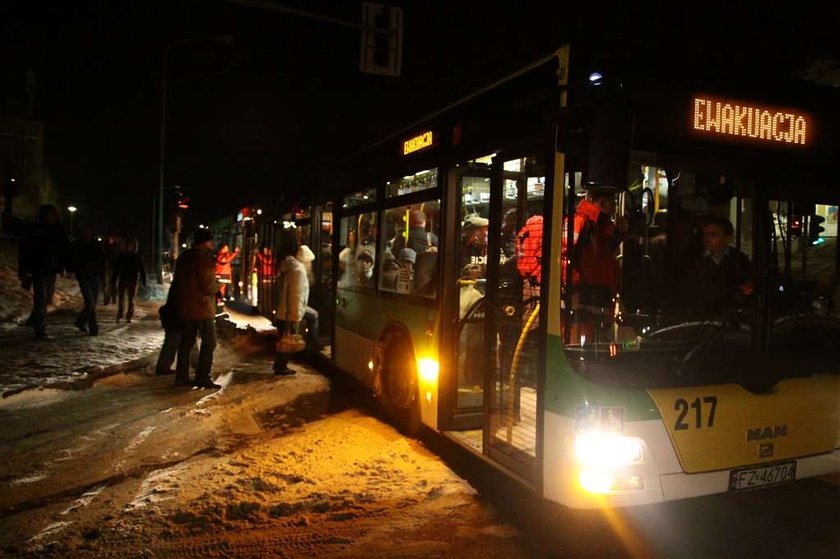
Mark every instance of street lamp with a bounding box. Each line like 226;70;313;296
158;33;233;283
67;205;77;237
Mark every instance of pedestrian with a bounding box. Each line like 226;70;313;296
173;229;220;389
113;237;147;323
256;244;275;284
102;232;120;305
17;204;70;339
68;224;105;335
272;245;314;375
154;275;183;376
215;243;239;300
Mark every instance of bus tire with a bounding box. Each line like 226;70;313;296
376;327;421;437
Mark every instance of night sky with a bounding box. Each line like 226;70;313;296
3;0;837;242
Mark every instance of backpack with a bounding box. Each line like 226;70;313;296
516;215;543;283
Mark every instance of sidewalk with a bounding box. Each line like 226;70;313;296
0;298;166;397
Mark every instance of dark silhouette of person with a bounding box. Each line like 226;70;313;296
102;232;121;305
172;229;220;389
113;237;147;322
17;204;69;338
69;224;105;335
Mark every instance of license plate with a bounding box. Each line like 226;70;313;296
728;461;797;491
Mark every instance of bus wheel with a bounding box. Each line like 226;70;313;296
378;328;421;436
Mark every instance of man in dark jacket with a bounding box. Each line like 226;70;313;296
69;224;105;335
18;204;69;339
172;229;220;389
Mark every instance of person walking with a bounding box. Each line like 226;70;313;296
272;245;313;375
113;237;147;322
17;204;70;339
69;224;105;335
102;232;120;305
173;229;220;389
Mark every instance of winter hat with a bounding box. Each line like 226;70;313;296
296;244;315;262
193;229;213;245
398;248;416;264
463;214;489;230
356;245;375;262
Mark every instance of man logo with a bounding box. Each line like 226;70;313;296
759;443;774;458
746;425;788;442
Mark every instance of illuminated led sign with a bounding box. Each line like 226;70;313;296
693;96;809;145
403;131;434;155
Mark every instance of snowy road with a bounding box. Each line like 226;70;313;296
0;314;535;558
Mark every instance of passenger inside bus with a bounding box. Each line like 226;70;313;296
564;188;626;341
355;245;375;288
695;216;753;314
396;248;415;293
461;214;489;275
459;263;485;392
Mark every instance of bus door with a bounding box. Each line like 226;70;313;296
314;203;334;341
451;157;494;429
485;152;548;481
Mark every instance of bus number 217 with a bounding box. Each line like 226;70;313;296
674;396;718;430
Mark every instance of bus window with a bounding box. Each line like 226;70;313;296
562;166;763;385
386;168;438;198
337;211;376;290
455;160;492;407
343;188;376;208
379;201;440;296
769;200;840;350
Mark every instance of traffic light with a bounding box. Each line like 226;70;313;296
173;186;189;215
789;215;802;237
808;214;825;246
359;2;402;76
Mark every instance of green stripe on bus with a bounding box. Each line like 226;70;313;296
544;334;662;422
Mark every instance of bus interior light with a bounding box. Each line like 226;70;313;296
588;71;604;85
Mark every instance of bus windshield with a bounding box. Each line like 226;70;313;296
562;165;840;389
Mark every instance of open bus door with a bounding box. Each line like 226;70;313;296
443;151;549;484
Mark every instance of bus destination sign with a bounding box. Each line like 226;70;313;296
692;96;809;146
403;131;435;155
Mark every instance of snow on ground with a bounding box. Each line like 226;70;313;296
0;237;276;398
0;246;534;558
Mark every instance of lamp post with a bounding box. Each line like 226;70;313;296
158;33;233;283
67;205;77;238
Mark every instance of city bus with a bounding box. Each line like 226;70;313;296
302;44;840;508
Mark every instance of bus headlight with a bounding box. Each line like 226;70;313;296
417;358;439;385
574;432;642;468
575;433;644;494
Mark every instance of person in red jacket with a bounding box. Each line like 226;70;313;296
214;244;239;300
256;245;275;284
563;188;626;341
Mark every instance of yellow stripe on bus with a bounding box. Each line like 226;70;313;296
647;376;840;473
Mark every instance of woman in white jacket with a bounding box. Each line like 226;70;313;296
273;245;315;375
